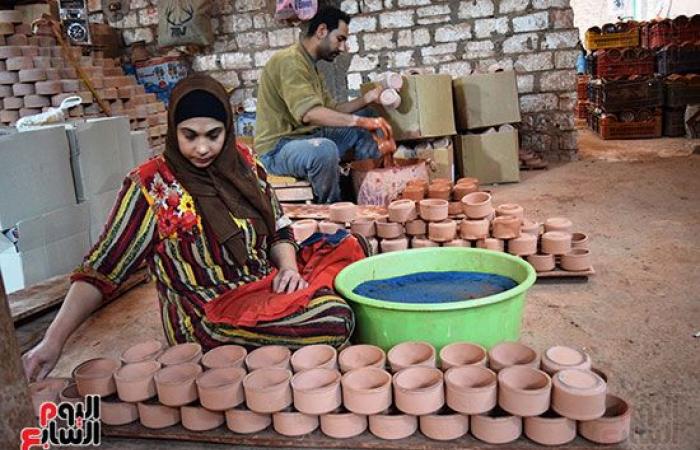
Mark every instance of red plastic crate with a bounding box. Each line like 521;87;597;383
575;100;589;119
588;76;663;112
589;108;662;140
641;15;700;49
594;47;655;78
576;75;590;100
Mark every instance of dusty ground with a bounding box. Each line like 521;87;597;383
44;133;700;450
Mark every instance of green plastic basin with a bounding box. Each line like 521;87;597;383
334;247;536;352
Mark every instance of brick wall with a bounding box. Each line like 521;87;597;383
94;0;581;160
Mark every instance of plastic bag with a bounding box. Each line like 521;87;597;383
158;0;213;48
15;96;82;131
275;0;317;22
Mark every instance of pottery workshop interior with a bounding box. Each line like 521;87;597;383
1;0;699;449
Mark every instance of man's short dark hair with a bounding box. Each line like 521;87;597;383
305;6;351;37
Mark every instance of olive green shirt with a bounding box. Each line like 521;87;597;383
254;43;338;154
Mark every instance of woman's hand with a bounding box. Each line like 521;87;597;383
273;268;309;294
22;339;63;382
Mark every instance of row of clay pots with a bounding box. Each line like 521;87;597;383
402;177;480;203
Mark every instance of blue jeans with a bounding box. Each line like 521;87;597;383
260;125;380;203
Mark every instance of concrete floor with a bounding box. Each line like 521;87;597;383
45;134;700;450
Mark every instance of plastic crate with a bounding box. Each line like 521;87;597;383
577;75;590;100
589;108;662;140
588;77;663;111
575;100;589;119
657;42;700;76
664;74;700;107
585;24;640;50
663;107;687;137
641;15;700;49
594;47;655;78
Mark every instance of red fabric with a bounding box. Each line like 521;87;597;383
204;234;365;327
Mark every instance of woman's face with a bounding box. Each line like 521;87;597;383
176;117;226;168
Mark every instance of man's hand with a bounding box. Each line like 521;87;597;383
362;86;383;106
272;268;309;294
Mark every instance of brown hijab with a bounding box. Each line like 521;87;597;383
164;74;276;265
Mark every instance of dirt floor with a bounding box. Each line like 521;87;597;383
42;132;700;450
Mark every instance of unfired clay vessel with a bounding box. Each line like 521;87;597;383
290;344;338;372
225;406;271;434
521;218;541;236
375;221;404;239
444;365;497;415
527;254;556;272
392;367;445;415
154;362;202;407
196;367;246;411
59;383;82;405
242;367;293;413
507;233;538;256
561;248;592;271
291;219;318;243
381;236;409;253
462;192;493;219
428;219;457;242
419;199;449;222
402;185;425;201
318;220;345;234
460;218;489;240
443;238;469;247
541;345;592;375
29;378;70;416
471;407;523;444
368;407;418;440
320;408;368;439
201;345;247;370
578;394;631;444
291;368;342;415
544;217;573;233
272;409;319;436
120;339;164;364
496;203;525;220
551;369;607;420
571;232;589;249
181;404;225;431
440;342;488;369
524;410;577;446
405;219;427;236
447;201;463;216
488;342;539;371
477;238;505;252
329;202;357;223
350;218;375;238
157;343;202;366
74;357;120;397
541;231;572;255
101;396;139;426
492;215;522;239
388;199;417;223
428;184;451;201
453;182;478;201
137;400;180;429
419;407;469;441
387;341;436;372
456;177;480;187
497;365;552;417
412;236;439;248
338;344;386;373
114;360;161;403
341;367;392;415
245;345;291;371
380;88;401;108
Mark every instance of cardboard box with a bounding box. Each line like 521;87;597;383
453;71;521;130
362;74;456;141
86;188;121;246
0;127;77;230
415;139;454;182
130;130;151;165
454;129;520;184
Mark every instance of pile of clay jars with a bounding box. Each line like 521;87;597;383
30;339;630;445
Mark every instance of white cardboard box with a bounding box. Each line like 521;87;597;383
86;188;121;246
130;130;151;166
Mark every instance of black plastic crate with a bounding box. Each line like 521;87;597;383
589;77;663;111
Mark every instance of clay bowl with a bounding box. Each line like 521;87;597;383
428;219;457;242
507;233;538;256
154;362;203;407
571;232;589;249
245;345;291;371
291;219;318;242
387;341;436;372
406;178;429;193
460;218;490;240
477;238;504;252
350;218;375;238
225;405;271;434
540;231;572;255
497;365;552;417
338;344;386;373
59;382;82;405
137;400;180;429
405;219;426;236
419;406;469;441
427;184;451;201
444;365;497;415
181;404;225;431
412;236;439;248
496;203;525;220
320;407;368;439
375;220;404;239
492;215;522;240
440;342;488;369
368;407;418;440
560;248;592;271
544;217;573;233
551;368;607;420
392;366;444;415
114;360;161;403
29;378;70;416
452;181;478;201
470;407;523;444
388;199;417;223
402;185;425;201
157;342;202;367
74;357;121;397
443;238;469;247
521;218;541;236
527;253;556;272
273;409;319;436
291;368;342;415
524;409;577;446
418;199;449;222
318;220;345;234
488;342;539;371
196;367;246;411
461;192;493;219
120;339;164;364
447;201;463;216
201;344;247;370
381;236;409;253
456;177;480;188
101;395;139;426
431;177;453;188
329;202;357;224
341;367;392;415
541;345;592;375
578;394;632;444
291;344;338;372
242;367;293;413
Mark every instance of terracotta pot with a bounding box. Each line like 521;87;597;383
447;201;463;216
388;199;417;223
120;339;164;364
560;248;592;271
320;408;367;439
350;218;375;238
471;407;522;444
59;383;82;405
521;218;541;236
524;410;577;446
461;192;493;219
291;219;318;242
411;236;439;248
201;344;247;370
387;341;436;372
578;394;631;444
29;378;70;416
488;342;539;371
551;369;607;420
496;203;525;220
154;362;202;407
338;344;386;373
392;367;444;415
541;345;592;375
291;368;342;415
419;407;469;441
375;221;404;239
453;182;478;201
243;367;293;413
402;185;425;201
273;409;319;436
418;199;449;222
329;202;357;223
181;404;225;431
368;407;418;440
74;358;120;397
114;360;161;403
492;215;522;239
196;367;246;411
137;401;180;429
341;367;392;415
507;233;538;256
380;236;409;253
290;344;338;372
225;406;271;433
444;365;497;415
245;345;291;371
101;396;139;426
443;238;469;247
440;342;488;369
406;178;429;193
544;217;573;233
541;231;572;255
405;219;426;236
571;232;589;249
318;220;345;234
460;218;490;240
497;365;552;417
527;254;556;272
431;178;453;188
477;238;504;252
456;177;480;188
380;88;401;108
157;343;202;366
428;219;457;242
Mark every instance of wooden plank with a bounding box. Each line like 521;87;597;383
536;267;595;279
274;186;314;202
